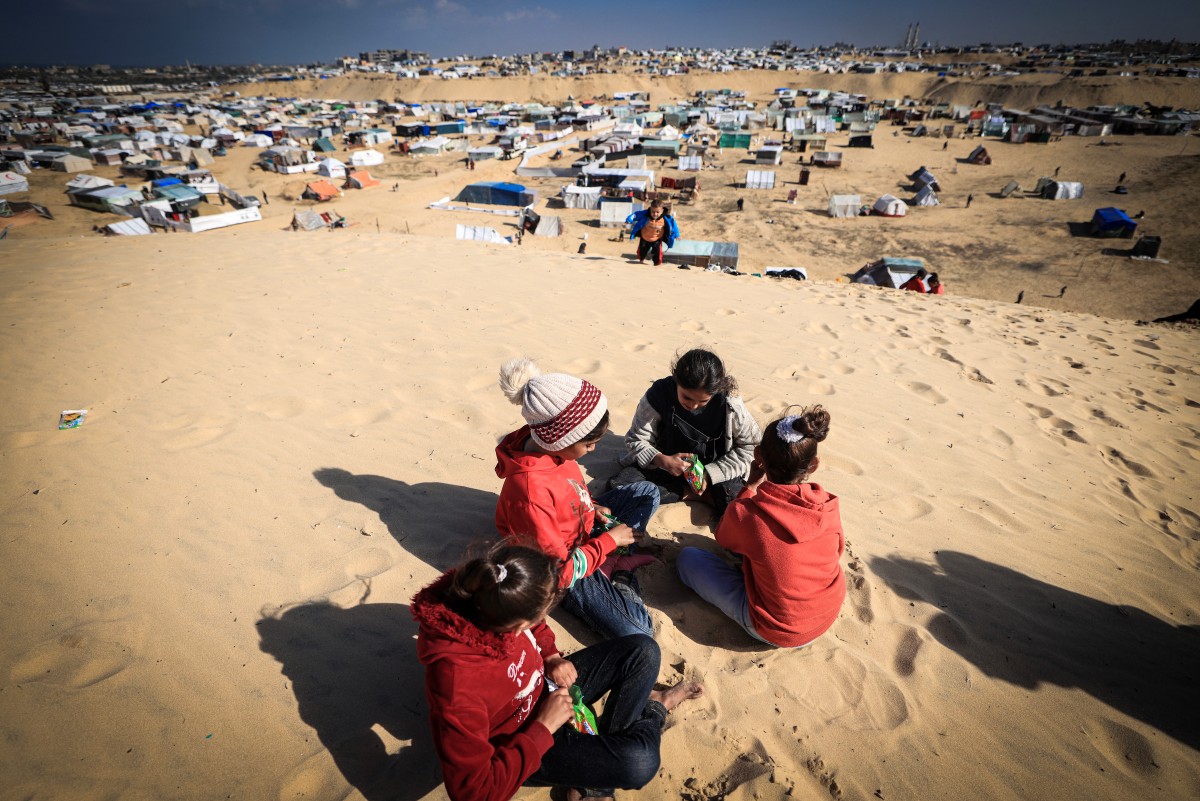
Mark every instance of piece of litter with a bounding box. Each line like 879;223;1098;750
58;410;87;430
205;733;213;739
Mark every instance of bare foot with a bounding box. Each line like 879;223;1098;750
649;680;704;712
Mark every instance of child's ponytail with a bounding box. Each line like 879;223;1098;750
447;543;561;632
759;405;830;484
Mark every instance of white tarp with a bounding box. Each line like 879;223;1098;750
1044;181;1084;200
561;185;602;210
600;200;640;227
65;174;114;191
914;186;939;206
828;194;861;218
677;155;702;171
746;170;776;190
317;158;346;178
455;224;510;244
348;149;384;167
872;194;907;217
0;171;31;195
533;215;563;236
106;218;152;236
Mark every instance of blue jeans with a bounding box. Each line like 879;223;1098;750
525;634;667;796
561;482;660;640
676;547;772;645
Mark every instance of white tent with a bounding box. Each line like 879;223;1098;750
561;185;602;210
746;170;776;190
872;194;907;217
0;171;31;195
600;199;640;227
348;149;385;167
66;174;114;191
242;134;274;147
1043;181;1084;200
533;215;563;236
828;194;861;218
913;186;940;206
317;158;347;178
455;224;510;244
677;155;703;171
410;136;450;155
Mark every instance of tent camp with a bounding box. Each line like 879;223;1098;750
872;194;907;217
533;215;563;236
852;257;926;289
828;194;861;218
561;185;602;210
1091;207;1137;238
1042;181;1083;200
67;185;142;213
454;182;535;206
343;170;380;190
967;145;992;165
0;171;30;195
913;185;940;206
745;170;776;190
302;180;341;202
600;198;641;226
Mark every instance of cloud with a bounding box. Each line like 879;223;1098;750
502;6;560;23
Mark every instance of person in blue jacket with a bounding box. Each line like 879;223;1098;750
627;200;679;266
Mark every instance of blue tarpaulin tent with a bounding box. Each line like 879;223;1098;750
852;257;926;289
454;182;535;206
1091;207;1137;238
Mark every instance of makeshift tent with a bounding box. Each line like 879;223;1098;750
533;215;563;236
348;149;384;167
455;224;510;244
999;180;1020;198
600;198;640;226
1131;235;1162;258
745;170;776;190
302;180;341;202
467;146;503;161
53;155;93;173
913;186;940;206
910;124;928;137
454;182;535;206
561;185;602;210
848;135;873;148
344;170;380;189
755;145;783;165
872;194;907;217
1042;181;1083;200
828;194;861;218
718;133;751;148
661;239;739;271
812;151;842;168
852;257;926;289
317;158;346;178
67;185;142;213
677;155;702;171
910;167;940;191
1091;207;1137;238
65;174;113;191
105;218;152;236
0;172;30;195
313;137;337;153
291;209;331;231
967;145;992;165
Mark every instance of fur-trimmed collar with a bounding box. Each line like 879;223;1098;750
411;570;519;661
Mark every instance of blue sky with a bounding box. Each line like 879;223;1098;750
7;0;1200;67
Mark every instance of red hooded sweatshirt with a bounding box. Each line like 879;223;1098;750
716;482;846;646
495;426;615;588
413;571;560;801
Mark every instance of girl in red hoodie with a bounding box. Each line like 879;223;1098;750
676;406;846;647
495;357;662;641
413;543;703;801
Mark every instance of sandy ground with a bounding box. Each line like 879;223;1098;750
1;223;1198;800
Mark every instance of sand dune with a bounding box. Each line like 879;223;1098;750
1;229;1196;800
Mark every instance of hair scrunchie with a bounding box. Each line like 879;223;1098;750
776;415;807;444
495;564;508;583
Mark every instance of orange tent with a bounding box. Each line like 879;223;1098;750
303;180;341;202
344;170;381;190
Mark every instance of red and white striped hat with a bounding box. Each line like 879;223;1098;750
500;358;609;450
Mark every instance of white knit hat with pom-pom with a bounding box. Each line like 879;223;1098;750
499;357;608;450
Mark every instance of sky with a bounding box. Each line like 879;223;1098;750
6;0;1200;67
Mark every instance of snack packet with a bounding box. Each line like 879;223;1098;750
598;511;629;555
569;685;598;735
58;410;88;430
684;456;706;493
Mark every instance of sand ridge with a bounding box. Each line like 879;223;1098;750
1;228;1197;800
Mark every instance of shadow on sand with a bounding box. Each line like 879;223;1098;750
257;601;440;801
871;550;1200;749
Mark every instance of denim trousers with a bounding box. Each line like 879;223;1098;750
675;547;772;645
561;482;660;640
525;634;667;795
611;465;744;518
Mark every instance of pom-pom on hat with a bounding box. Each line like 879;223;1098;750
500;357;608;451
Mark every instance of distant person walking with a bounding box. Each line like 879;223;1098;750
1016;291;1025;304
965;194;974;208
1118;171;1127;184
942;141;948;151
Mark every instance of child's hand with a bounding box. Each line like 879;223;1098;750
534;688;574;734
594;504;613;520
544;655;578;688
605;524;637;548
653;452;694;476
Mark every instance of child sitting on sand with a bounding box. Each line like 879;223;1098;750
413;543;703;801
676;406;846;647
610;349;760;518
495;357;661;640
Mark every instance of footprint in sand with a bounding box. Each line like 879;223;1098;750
820;453;864;476
1020;374;1071;397
623;340;651;352
680;320;707;333
716;308;737;316
843;552;873;623
277;750;347;801
981;425;1014;449
961;366;994;385
1100;447;1155;478
887;496;934;522
799;649;909;731
893;628;923;678
160;416;237;452
1087;334;1115;350
564;358;603;375
10;617;141;689
304;546;395;603
246;396;308;421
901;381;948;405
1090;408;1126;428
829;363;855;375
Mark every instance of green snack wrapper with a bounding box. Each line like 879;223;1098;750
569;685;599;735
599;511;629;555
684;456;706;493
